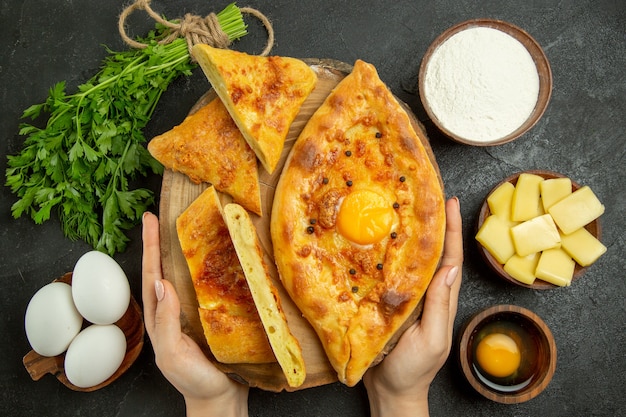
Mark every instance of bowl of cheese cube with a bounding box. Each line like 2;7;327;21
475;170;606;289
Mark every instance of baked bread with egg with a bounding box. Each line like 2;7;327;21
176;186;274;364
270;60;446;386
223;203;306;388
191;44;317;174
149;98;262;215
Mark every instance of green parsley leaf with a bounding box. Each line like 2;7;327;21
5;4;248;255
6;29;193;255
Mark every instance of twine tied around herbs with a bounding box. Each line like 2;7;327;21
118;0;275;57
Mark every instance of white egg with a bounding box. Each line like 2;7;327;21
64;324;126;388
24;282;83;357
71;251;131;325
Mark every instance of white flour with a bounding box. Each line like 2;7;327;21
423;26;540;143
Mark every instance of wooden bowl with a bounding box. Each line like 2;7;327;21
477;170;602;289
22;272;144;392
418;19;552;146
459;305;557;404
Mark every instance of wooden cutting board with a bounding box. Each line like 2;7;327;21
158;59;441;392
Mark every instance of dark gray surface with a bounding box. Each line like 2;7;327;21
1;1;624;416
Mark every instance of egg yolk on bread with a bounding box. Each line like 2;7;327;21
336;189;394;245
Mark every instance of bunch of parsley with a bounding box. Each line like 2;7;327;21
6;4;247;256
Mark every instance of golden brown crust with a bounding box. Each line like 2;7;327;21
198;308;275;364
176;186;275;364
191;44;317;174
270;60;446;386
148;98;262;215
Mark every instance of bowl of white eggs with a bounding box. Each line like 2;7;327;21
23;251;144;392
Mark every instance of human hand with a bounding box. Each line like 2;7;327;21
142;212;249;417
363;197;464;417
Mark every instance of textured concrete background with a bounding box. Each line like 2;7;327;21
1;1;624;416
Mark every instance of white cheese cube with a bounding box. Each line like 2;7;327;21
560;227;607;267
504;253;540;285
548;186;605;234
476;214;516;264
540;177;572;211
535;248;576;286
487;181;516;223
511;214;561;257
511;173;544;222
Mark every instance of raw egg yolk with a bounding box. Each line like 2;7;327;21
336;190;394;245
475;333;521;378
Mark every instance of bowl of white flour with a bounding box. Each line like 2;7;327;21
419;19;552;146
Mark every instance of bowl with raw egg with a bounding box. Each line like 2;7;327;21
458;304;557;404
418;19;552;146
476;170;606;289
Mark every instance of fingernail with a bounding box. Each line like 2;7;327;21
451;196;460;209
445;266;459;287
155;279;165;301
142;211;151;223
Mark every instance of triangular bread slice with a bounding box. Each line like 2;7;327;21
176;186;274;363
149;98;262;216
223;203;306;388
191;44;317;174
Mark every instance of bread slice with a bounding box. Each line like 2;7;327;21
176;186;274;363
150;98;262;215
191;44;317;174
223;203;306;388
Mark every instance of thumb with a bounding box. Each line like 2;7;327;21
152;279;183;352
418;265;459;348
